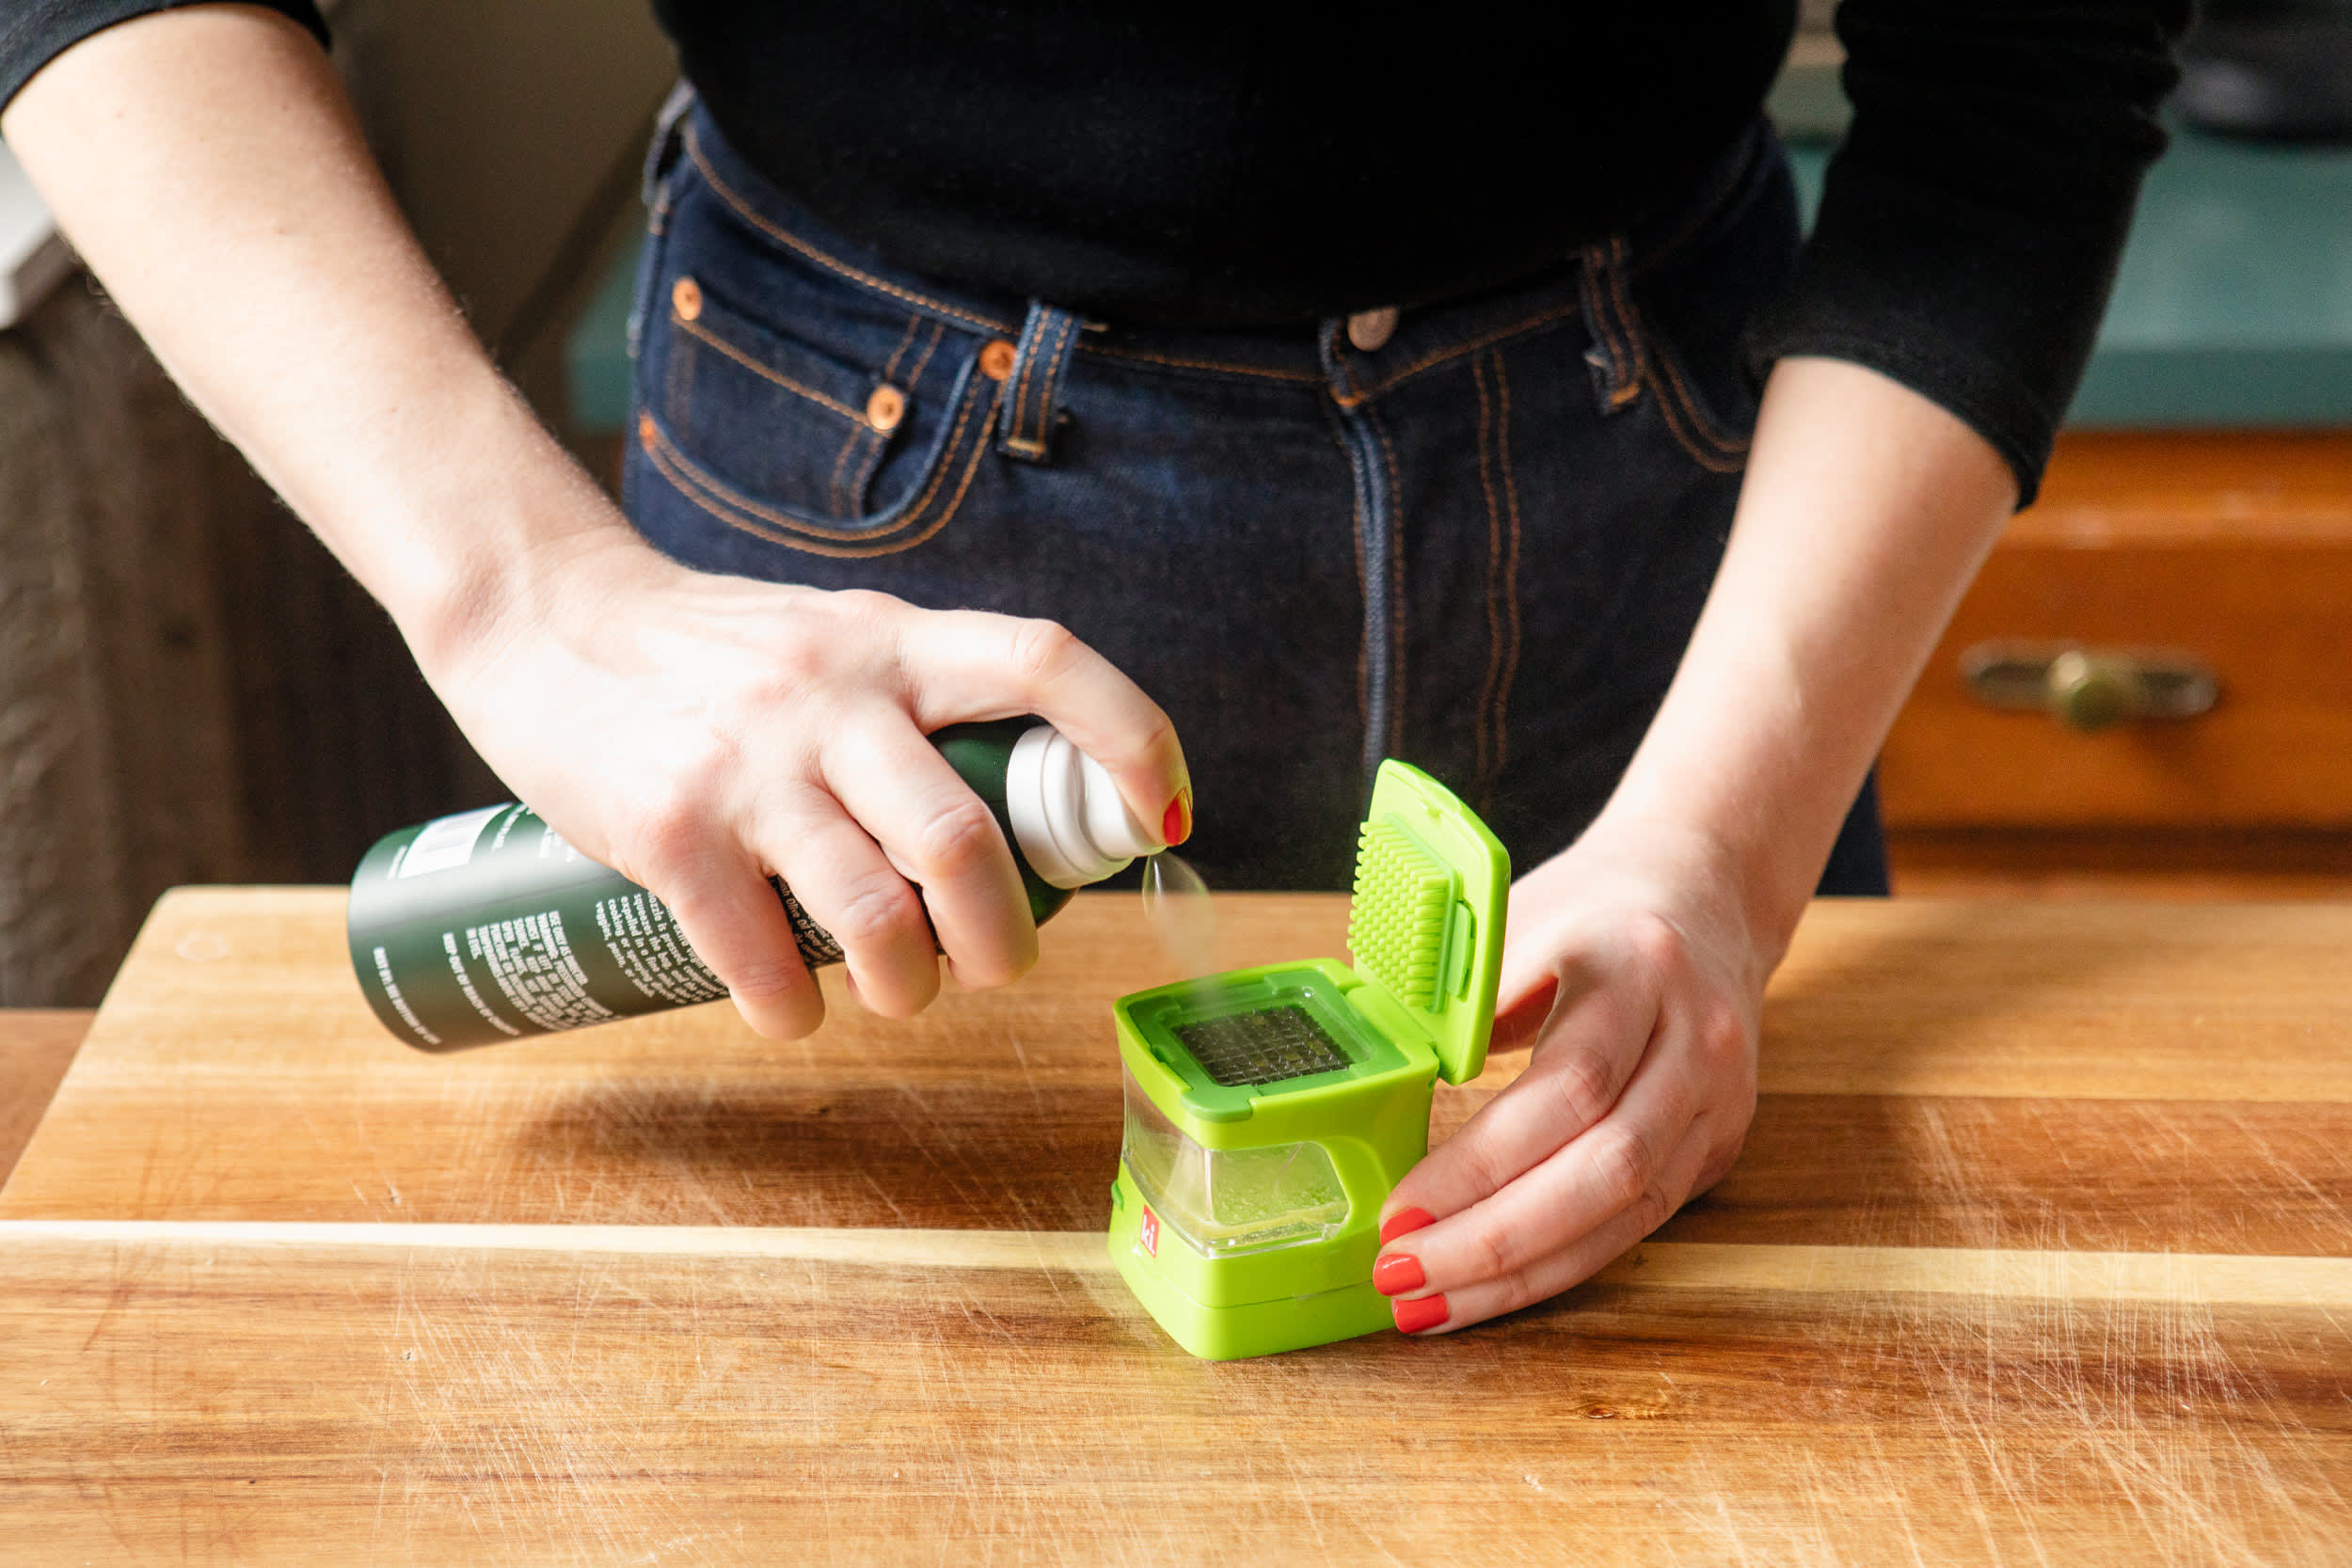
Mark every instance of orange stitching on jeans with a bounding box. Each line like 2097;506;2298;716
1649;341;1747;458
1323;401;1371;739
1638;325;1749;460
685;122;1018;337
1579;243;1638;406
1470;356;1502;790
829;318;923;514
1603;269;1745;473
1366;402;1407;758
1080;341;1323;384
901;321;946;394
1603;238;1643;405
1036;310;1073;442
826;427;861;516
839;428;892;514
1602;236;1745;465
1491;350;1524;778
644;388;993;560
1341;298;1586;407
647;412;992;560
828;321;946;514
640;368;993;547
1603;231;1741;459
675;311;868;423
1008;308;1073;451
666;312;697;427
1642;365;1746;473
880;315;922;384
1009;310;1041;445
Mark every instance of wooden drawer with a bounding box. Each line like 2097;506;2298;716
1881;432;2352;829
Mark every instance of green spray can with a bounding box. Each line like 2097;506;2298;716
347;721;1164;1050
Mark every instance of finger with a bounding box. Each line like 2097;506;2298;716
641;846;827;1041
1488;974;1556;1052
820;717;1037;990
749;783;941;1021
898;609;1192;847
1391;1123;1717;1336
1381;951;1661;1227
1491;877;1578;1019
1385;1009;1708;1298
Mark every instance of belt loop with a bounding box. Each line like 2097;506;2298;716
1576;236;1643;417
628;83;698;365
996;300;1083;463
642;82;697;214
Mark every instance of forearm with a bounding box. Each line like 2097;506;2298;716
1596;355;2017;956
0;3;629;678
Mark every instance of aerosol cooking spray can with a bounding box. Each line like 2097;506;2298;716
346;721;1161;1050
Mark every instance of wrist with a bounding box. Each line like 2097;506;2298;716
356;385;656;691
1543;807;1785;992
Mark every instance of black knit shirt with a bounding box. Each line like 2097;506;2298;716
0;0;2187;499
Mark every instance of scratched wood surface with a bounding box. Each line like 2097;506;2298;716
3;889;2349;1564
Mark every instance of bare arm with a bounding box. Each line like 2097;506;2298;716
4;4;1190;1035
1376;356;2015;1332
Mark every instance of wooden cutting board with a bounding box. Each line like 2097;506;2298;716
4;888;2350;1564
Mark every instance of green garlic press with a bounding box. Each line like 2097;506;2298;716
1107;759;1508;1359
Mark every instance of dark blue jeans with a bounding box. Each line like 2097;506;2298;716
623;94;1888;895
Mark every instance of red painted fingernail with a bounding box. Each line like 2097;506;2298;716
1373;1252;1425;1296
1161;785;1192;847
1379;1207;1435;1244
1393;1293;1449;1335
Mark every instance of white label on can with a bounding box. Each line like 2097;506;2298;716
396;805;509;879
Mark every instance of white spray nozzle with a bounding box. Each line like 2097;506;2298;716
1005;724;1165;889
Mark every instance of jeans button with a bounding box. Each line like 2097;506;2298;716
1346;307;1398;353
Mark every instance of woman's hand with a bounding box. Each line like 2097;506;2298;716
436;534;1189;1040
2;6;1189;1042
1367;356;2021;1337
1370;818;1766;1335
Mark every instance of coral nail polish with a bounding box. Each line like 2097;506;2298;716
1379;1207;1435;1244
1393;1294;1449;1335
1373;1253;1425;1296
1162;785;1193;847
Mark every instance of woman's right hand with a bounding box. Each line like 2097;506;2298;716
1;6;1190;1041
435;531;1191;1039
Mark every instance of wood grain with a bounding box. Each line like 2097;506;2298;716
1890;826;2352;901
2018;431;2352;547
11;894;2352;1234
7;887;2350;1562
0;1008;88;1185
4;1228;2346;1565
1880;432;2352;830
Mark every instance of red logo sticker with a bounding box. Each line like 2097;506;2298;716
1139;1206;1159;1258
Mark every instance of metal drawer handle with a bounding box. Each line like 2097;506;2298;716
1960;642;2220;734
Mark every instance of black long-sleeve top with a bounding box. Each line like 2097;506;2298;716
0;0;2186;501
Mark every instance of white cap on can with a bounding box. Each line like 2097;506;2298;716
1004;723;1166;889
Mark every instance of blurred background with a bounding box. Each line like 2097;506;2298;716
2;0;2349;1005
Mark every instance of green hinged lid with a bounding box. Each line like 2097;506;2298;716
1344;760;1510;1085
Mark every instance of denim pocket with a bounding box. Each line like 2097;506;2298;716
660;276;907;520
629;156;1010;561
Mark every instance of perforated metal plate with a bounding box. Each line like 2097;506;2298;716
1173;1006;1350;1088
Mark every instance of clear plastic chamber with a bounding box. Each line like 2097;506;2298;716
1120;1069;1350;1257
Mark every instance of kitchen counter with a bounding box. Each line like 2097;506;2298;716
3;888;2348;1562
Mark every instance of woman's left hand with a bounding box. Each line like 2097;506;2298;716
1370;817;1772;1336
1367;356;2023;1338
